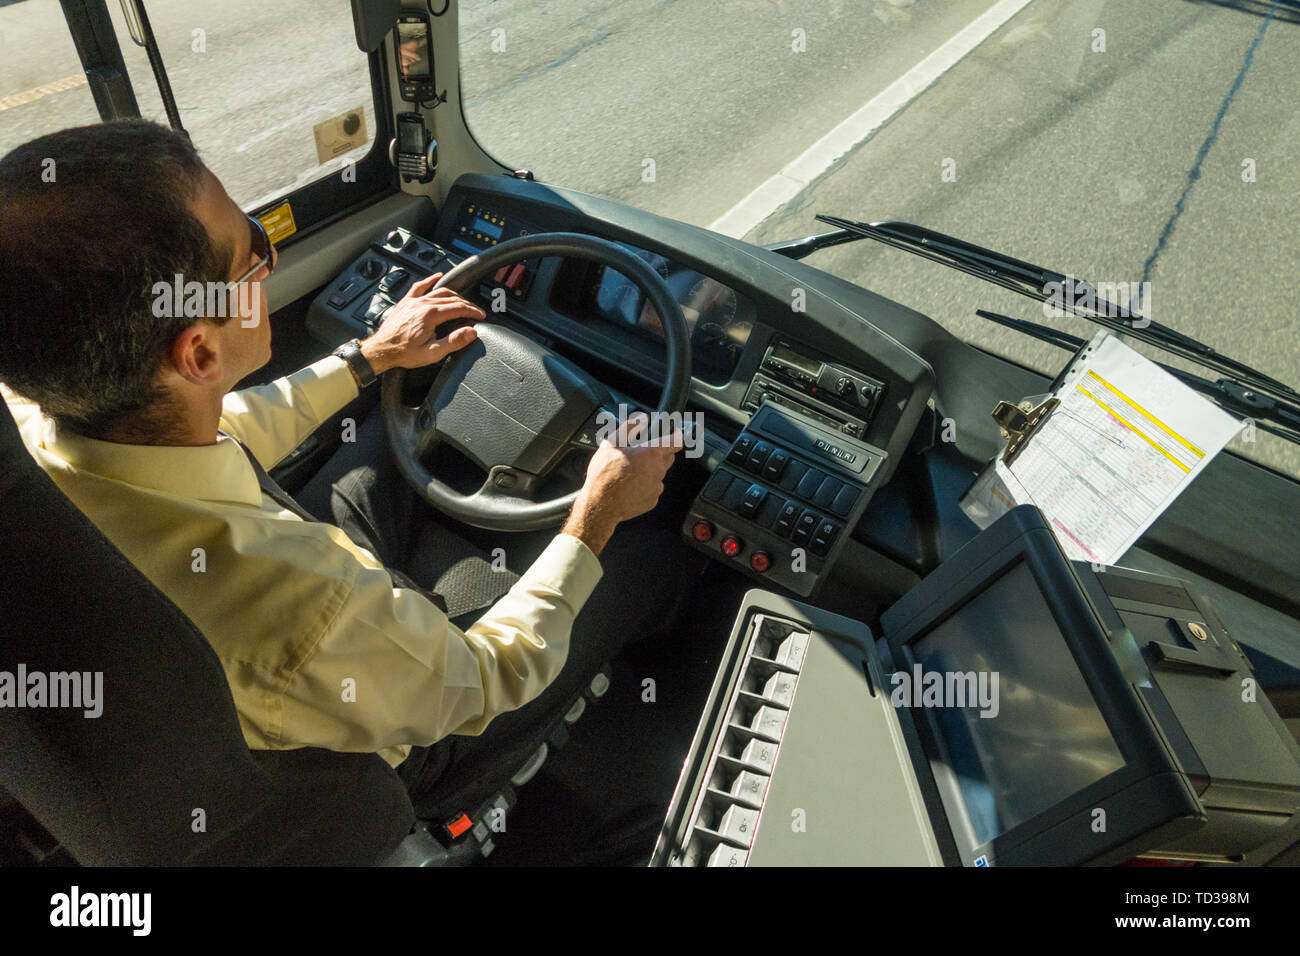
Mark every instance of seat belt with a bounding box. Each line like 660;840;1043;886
223;432;449;613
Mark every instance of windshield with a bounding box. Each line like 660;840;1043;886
0;0;374;210
460;0;1300;480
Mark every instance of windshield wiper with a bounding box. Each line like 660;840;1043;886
815;214;1300;410
762;228;871;260
974;309;1300;446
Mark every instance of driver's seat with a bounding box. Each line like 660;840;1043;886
0;398;419;865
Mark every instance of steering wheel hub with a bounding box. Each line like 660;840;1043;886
424;323;611;476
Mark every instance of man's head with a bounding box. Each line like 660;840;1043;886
0;120;274;441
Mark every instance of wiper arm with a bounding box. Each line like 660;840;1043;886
974;309;1088;353
762;228;870;260
975;309;1300;446
816;214;1300;408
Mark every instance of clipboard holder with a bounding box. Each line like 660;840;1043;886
991;331;1107;466
992;396;1060;467
961;332;1105;527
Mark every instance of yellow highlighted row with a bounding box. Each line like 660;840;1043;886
1085;370;1204;459
1076;384;1190;473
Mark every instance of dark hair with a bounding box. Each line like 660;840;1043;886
0;120;229;435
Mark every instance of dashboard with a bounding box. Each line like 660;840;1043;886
307;173;934;449
305;172;937;593
574;248;757;382
441;198;757;384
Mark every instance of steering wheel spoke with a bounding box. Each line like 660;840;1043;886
564;405;617;454
380;386;434;460
481;464;541;500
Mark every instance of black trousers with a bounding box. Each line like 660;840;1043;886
296;406;706;820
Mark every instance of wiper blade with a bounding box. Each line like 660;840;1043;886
975;309;1300;446
816;214;1300;408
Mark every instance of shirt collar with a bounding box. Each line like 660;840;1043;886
34;413;264;508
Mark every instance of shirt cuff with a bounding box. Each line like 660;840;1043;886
294;354;360;416
515;532;604;614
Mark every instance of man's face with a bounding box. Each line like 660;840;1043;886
188;166;275;388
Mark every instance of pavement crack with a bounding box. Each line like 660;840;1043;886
1140;0;1278;288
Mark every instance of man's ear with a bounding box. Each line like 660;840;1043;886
167;322;223;386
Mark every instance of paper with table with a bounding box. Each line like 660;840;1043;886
961;331;1244;566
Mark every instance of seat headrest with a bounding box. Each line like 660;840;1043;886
0;392;34;496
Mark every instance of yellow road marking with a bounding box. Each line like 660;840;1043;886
1084;369;1205;459
1077;384;1190;473
0;74;88;113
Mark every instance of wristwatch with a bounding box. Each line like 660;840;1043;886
332;338;377;388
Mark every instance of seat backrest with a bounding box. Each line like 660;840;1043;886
0;400;413;865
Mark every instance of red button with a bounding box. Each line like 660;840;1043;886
749;551;771;573
444;813;473;838
692;520;713;542
506;263;527;289
721;535;743;557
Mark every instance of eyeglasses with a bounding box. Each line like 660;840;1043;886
233;215;276;285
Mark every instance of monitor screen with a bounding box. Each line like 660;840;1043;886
909;560;1125;849
472;216;503;240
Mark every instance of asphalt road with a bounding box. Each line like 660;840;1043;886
3;0;1298;477
462;0;1300;479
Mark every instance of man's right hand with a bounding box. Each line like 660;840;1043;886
562;413;683;556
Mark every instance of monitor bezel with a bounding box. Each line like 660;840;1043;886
880;506;1201;865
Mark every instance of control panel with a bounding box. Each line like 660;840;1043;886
668;612;813;867
683;402;885;598
307;227;462;344
306;221;544;347
742;341;886;439
445;202;540;301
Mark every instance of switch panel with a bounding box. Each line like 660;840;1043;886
652;590;940;868
683;403;885;598
308;226;463;345
674;613;812;867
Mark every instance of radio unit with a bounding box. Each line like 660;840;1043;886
742;342;884;439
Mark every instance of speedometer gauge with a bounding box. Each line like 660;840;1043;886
686;277;737;328
687;278;751;369
610;257;753;381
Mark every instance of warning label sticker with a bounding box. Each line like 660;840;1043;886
258;202;296;244
313;106;369;164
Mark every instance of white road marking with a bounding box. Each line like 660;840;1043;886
0;74;88;113
707;0;1036;239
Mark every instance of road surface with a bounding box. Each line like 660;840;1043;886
3;0;1297;476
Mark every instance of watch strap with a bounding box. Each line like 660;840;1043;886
332;338;377;388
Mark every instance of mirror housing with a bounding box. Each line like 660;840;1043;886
351;0;403;53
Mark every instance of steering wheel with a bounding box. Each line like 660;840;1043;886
382;232;692;532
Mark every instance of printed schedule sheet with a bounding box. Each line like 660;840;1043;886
984;332;1243;566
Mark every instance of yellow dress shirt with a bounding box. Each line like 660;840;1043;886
2;356;603;767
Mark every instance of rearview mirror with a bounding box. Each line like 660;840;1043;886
351;0;404;53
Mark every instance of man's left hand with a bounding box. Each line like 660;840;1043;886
359;272;486;375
